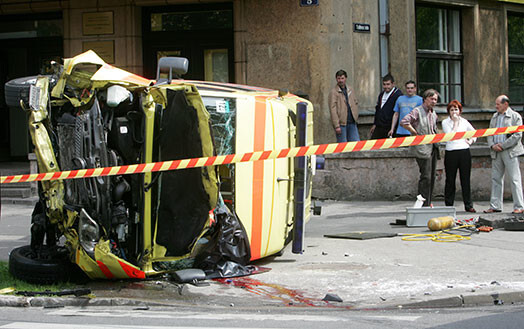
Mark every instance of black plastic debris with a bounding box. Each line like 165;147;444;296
477;216;505;229
193;199;252;279
504;217;524;231
15;288;91;297
390;219;407;226
170;269;208;286
322;293;343;302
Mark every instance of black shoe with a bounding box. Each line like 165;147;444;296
465;208;476;213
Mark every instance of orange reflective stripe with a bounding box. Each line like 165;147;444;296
97;260;114;279
251;97;267;260
117;260;146;279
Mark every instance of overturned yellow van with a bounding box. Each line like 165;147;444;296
5;51;314;283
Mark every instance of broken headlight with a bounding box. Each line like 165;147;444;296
79;208;100;257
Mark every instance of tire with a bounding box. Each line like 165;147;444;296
8;245;88;284
4;75;56;108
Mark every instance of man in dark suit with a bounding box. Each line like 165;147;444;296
370;74;403;139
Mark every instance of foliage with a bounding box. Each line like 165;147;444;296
0;261;77;294
508;15;524;56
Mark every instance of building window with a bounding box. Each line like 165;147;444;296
416;5;462;104
151;9;232;32
508;13;524;105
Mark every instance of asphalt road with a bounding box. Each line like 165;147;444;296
1;304;524;328
2;200;524;311
0;204;31;261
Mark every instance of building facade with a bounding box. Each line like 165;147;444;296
0;0;523;161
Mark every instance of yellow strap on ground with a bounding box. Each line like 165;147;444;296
401;225;475;242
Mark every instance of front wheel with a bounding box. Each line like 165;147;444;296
9;245;88;284
4;75;56;108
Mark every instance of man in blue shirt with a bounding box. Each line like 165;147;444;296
388;80;423;138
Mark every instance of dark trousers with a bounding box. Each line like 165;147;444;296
444;149;473;209
416;148;438;207
370;125;390;139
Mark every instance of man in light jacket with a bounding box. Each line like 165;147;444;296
484;95;524;214
328;70;359;142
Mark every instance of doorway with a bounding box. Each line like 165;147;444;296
0;13;63;161
142;3;234;82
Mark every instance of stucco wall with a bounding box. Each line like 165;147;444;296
238;0;383;145
477;4;508;108
64;0;142;74
389;0;417;91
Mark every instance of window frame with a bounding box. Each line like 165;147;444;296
415;4;464;105
508;11;524;105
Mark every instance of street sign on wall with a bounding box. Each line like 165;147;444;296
354;23;371;33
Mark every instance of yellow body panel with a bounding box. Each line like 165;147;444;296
22;51;314;281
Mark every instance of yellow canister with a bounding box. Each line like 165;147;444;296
427;216;455;231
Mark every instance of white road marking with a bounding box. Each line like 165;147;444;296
1;323;280;329
0;235;26;241
47;308;346;322
361;315;421;322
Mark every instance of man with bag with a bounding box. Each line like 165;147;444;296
401;89;440;207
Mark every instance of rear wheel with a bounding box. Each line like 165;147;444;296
9;245;88;284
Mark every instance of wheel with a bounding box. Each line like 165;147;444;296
8;245;88;284
4;75;55;108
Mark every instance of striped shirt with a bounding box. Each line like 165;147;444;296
493;111;510;144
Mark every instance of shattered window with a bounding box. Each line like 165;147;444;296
203;96;236;208
203;96;236;156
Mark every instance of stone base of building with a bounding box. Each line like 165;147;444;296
312;144;522;202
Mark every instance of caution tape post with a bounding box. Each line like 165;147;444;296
2;125;523;185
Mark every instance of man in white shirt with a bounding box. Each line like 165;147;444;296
370;74;403;139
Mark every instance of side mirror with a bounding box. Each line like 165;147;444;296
155;57;189;84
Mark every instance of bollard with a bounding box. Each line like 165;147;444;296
292;102;307;254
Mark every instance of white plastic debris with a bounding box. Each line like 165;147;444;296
107;85;133;107
413;194;426;208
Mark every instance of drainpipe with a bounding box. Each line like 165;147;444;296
379;0;389;77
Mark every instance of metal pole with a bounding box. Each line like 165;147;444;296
292;102;307;254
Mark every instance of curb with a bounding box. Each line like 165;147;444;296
391;290;524;310
0;295;170;308
2;290;524;309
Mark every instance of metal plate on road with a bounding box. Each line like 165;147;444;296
324;232;398;240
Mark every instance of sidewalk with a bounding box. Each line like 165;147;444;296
1;200;524;309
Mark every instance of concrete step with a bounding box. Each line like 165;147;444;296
0;187;33;198
0;196;38;206
1;181;32;188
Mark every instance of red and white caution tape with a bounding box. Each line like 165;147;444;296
1;125;523;185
